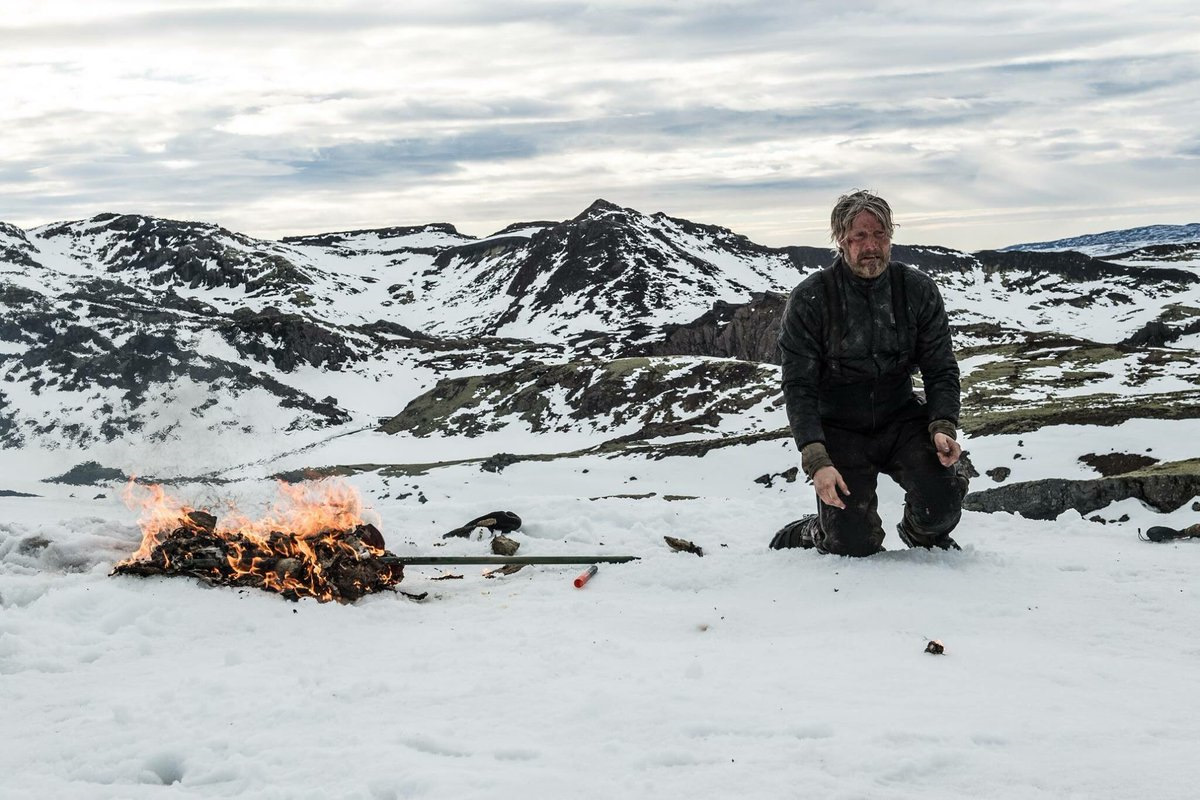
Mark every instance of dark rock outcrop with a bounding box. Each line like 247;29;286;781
646;292;786;363
973;249;1197;287
219;306;363;372
0;222;40;268
380;357;778;439
1078;452;1159;477
282;223;461;248
964;460;1200;519
1121;318;1200;348
45;461;129;485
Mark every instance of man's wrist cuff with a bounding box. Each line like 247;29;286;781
801;442;834;478
928;420;957;441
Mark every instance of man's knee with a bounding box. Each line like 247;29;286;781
817;517;885;557
905;496;961;537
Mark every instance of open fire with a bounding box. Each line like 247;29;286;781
112;479;403;602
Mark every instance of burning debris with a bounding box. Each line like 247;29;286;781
113;481;638;601
112;480;403;603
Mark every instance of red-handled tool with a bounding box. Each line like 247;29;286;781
573;564;599;588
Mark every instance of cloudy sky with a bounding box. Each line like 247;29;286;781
2;0;1198;250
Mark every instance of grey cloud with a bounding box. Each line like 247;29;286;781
3;1;1198;248
1088;77;1179;96
233;99;1022;194
283;130;543;181
0;3;590;45
356;97;570;124
880;51;1193;90
252;100;1024;181
697;175;854;194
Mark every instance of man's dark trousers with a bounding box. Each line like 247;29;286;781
812;413;963;556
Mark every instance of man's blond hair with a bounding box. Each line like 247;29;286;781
830;190;895;254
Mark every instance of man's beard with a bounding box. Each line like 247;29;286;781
846;248;890;279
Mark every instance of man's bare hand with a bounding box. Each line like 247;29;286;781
933;432;962;467
813;465;850;509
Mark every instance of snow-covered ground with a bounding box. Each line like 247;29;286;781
3;445;1198;799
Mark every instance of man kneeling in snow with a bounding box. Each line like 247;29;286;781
771;190;966;556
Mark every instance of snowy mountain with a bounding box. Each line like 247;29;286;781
1002;222;1200;259
1;200;1198;511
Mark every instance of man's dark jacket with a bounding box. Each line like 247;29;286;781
778;256;959;450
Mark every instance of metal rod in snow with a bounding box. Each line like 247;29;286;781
379;555;639;566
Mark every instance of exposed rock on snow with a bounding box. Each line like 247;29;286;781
1078;452;1159;477
219;306;366;372
380;357;781;441
37;213;317;294
964;458;1200;519
1120;316;1200;348
44;461;129;486
644;292;786;363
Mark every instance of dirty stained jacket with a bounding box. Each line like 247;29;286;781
778;256;960;449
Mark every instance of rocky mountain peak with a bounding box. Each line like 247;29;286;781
281;222;464;249
575;198;629;221
0;222;39;269
35;212;314;295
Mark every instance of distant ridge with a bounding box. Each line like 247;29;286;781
1003;223;1200;257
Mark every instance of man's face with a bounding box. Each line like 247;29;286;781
840;210;891;278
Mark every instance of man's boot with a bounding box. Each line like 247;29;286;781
770;515;820;550
896;516;961;551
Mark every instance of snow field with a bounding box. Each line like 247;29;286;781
2;448;1199;799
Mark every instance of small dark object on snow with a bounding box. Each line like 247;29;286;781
754;467;800;489
480;452;520;473
925;640;945;655
1079;452;1159;477
443;511;522;539
430;573;464;581
1140;524;1200;542
664;536;704;557
484;563;526;578
491;534;520;556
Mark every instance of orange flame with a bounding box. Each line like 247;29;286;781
121;479;194;562
120;478;391;602
217;480;368;539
